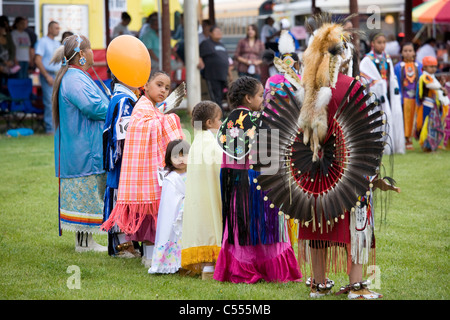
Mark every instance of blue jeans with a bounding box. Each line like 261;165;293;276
40;73;55;134
18;61;29;79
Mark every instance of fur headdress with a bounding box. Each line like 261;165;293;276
297;13;354;161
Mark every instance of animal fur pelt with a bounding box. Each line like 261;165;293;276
299;13;354;162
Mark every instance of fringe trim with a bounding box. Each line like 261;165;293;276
181;246;222;274
221;168;284;246
350;206;374;265
100;202;160;235
297;239;349;276
297;239;376;280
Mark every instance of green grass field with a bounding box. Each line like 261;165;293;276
0;113;449;301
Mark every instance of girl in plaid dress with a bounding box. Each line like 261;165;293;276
101;71;184;267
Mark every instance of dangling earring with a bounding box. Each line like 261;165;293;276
79;56;86;66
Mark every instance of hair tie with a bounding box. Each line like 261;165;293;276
74;34;83;53
62;56;68;66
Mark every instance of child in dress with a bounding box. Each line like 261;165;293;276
360;32;404;154
394;42;423;150
417;56;449;152
149;139;190;274
213;76;301;284
181;101;223;279
101;71;184;267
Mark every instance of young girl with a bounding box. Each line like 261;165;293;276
181;101;223;279
394;42;422;150
148;139;190;274
360;32;404;155
213;76;301;284
101;70;184;267
417;56;449;152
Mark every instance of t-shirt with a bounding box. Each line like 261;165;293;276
199;38;229;81
11;30;31;62
260;24;277;44
416;44;436;65
139;28;159;59
35;36;61;73
112;23;131;39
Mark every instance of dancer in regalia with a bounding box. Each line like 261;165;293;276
102;75;142;257
101;71;184;267
181;101;224;279
52;34;109;252
417;56;449;152
262;30;302;111
149;139;190;274
253;15;399;299
213;76;301;284
394;42;422;150
360;32;405;154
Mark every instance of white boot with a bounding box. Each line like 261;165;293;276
142;244;153;268
75;232;107;253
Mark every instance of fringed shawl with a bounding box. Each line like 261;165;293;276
101;95;184;234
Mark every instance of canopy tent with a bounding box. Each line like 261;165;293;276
412;0;450;24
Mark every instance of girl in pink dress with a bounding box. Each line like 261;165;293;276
213;76;301;284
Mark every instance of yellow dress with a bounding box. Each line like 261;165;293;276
181;130;223;273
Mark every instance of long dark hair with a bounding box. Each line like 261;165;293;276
246;24;259;40
50;34;91;128
164;139;191;174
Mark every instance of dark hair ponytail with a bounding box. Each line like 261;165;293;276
227;76;261;109
191;101;221;130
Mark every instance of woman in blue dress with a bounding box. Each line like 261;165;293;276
51;34;110;252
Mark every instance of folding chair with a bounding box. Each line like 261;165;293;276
7;78;44;130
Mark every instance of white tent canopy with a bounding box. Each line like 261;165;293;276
274;0;405;16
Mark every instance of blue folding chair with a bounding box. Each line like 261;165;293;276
7;78;44;129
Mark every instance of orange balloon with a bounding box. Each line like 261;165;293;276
106;35;151;88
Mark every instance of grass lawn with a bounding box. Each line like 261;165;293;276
0;110;449;302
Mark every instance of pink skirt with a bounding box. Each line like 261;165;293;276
213;223;302;284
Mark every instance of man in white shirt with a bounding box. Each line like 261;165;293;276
34;21;61;134
416;38;437;65
260;16;278;49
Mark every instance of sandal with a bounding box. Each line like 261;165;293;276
336;280;383;300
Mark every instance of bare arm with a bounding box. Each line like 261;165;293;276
34;55;54;86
